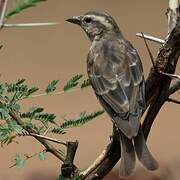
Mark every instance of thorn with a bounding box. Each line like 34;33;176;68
141;32;156;70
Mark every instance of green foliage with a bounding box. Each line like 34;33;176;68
38;151;46;161
14;154;25;168
63;74;83;92
0;120;22;146
46;80;59;94
8;120;23;134
0;79;39;103
0;75;104;169
21;107;44;119
81;79;91;89
5;0;47;19
52;110;105;134
34;113;56;124
0;103;9;120
21;107;56;123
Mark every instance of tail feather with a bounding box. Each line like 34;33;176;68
134;126;158;170
119;132;136;176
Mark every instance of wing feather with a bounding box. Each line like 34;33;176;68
88;39;145;137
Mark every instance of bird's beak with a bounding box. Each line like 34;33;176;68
66;16;81;25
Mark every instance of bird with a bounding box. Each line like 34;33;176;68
66;11;158;176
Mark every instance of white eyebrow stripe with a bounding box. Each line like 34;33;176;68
87;15;112;28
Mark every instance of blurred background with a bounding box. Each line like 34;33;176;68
0;0;179;179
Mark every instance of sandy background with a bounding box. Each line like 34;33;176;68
0;0;179;180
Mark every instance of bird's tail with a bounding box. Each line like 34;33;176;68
133;126;158;170
119;132;136;176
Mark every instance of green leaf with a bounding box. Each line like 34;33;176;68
8;120;22;133
35;113;56;124
81;79;91;89
6;83;28;93
63;74;83;92
38;151;46;161
10;103;21;112
52;110;104;134
25;87;39;97
0;104;9;119
21;107;44;119
15;154;24;168
15;79;26;85
29;107;44;114
5;0;47;19
46;80;59;94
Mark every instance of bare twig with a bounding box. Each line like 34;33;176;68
10;149;46;168
85;126;121;180
0;0;8;28
3;22;59;28
168;81;180;95
167;97;180;104
9;110;65;162
160;71;180;81
141;32;156;69
136;33;165;44
28;133;67;146
80;145;110;179
21;88;79;100
43;126;51;135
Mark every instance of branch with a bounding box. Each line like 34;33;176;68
160;71;180;81
20;132;67;146
83;126;121;180
10;149;46;168
22;88;79;100
0;0;8;28
80;148;109;179
167;97;180;104
143;2;180;139
60;141;78;178
3;22;59;28
168;81;180;95
145;18;180;106
9;109;65;162
141;32;156;68
136;33;165;44
167;0;179;34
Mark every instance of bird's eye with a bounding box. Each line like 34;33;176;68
84;17;92;23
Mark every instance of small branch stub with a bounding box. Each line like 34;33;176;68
61;141;79;178
167;0;179;34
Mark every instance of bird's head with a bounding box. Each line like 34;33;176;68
66;11;121;41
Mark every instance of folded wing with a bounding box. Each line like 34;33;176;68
88;39;145;138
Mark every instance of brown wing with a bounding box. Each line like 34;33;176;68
88;39;145;138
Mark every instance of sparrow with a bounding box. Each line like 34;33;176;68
66;11;158;176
